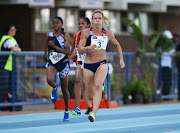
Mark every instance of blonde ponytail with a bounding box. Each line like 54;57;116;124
92;9;109;26
103;16;109;26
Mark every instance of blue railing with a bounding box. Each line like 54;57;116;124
0;51;178;111
0;51;47;111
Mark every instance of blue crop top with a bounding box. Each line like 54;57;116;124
48;31;68;63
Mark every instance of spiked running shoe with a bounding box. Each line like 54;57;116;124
101;86;104;92
88;113;95;122
63;112;69;121
101;82;105;92
51;85;58;101
71;107;81;115
85;107;92;115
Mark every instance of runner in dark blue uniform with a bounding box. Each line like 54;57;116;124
43;17;70;121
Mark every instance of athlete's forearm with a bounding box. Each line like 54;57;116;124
53;45;70;55
78;46;89;54
116;44;124;61
70;49;77;59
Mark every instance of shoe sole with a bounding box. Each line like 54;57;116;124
52;99;57;102
63;119;69;122
71;111;81;116
88;116;94;122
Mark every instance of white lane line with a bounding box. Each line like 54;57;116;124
1;107;180;124
1;113;180;132
163;131;180;133
72;122;180;133
0;112;86;124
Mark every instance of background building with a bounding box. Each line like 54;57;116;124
0;0;180;52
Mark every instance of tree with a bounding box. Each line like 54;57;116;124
121;13;173;88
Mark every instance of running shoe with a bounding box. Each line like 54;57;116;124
101;82;105;92
63;112;69;121
101;86;105;92
85;107;92;115
88;112;95;122
71;107;81;115
51;84;58;101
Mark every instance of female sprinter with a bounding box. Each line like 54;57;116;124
70;17;93;115
78;10;125;122
43;17;70;121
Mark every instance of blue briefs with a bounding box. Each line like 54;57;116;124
84;60;107;73
48;61;69;78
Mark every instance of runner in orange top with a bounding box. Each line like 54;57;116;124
68;17;93;115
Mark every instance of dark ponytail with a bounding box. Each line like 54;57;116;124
61;28;64;32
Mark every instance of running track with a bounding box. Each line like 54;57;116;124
1;103;180;133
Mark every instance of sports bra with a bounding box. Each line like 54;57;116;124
85;27;109;47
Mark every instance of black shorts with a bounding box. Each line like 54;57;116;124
84;60;107;73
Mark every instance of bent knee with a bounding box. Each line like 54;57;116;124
75;76;82;83
47;79;54;85
95;84;103;91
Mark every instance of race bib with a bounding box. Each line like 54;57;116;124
76;48;86;61
49;52;66;64
91;36;108;50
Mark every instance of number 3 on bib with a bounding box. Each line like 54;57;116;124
91;36;108;50
98;42;101;49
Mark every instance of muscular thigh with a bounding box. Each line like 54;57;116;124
94;64;108;85
75;67;83;81
83;69;94;87
47;66;58;79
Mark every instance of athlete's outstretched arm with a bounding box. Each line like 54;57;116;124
69;35;76;59
64;33;70;55
108;31;125;68
63;35;76;62
43;33;49;62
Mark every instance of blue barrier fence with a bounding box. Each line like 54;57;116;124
0;51;178;111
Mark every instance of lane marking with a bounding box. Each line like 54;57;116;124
163;131;180;133
72;122;180;133
1;108;180;124
1;114;180;132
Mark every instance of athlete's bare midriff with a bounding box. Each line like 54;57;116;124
84;49;106;63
